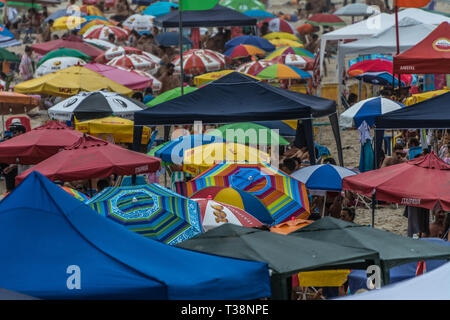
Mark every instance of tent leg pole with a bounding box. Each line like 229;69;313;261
371;190;376;228
270;275;289;300
322;192;327;218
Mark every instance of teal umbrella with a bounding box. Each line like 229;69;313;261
37;48;91;67
0;48;19;62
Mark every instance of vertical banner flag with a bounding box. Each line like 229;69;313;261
180;0;219;11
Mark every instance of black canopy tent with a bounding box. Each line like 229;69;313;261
133;72;344;166
374;92;450;166
154;4;257;28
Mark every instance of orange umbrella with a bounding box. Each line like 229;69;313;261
0;92;39;114
296;23;313;35
270;217;313;234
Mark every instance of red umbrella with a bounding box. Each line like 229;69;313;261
0;120;84;165
15;135;161;184
306;14;346;26
342;152;450;211
94;46;143;64
31;35;104;59
347;58;394;77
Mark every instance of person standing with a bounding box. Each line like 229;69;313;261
19;46;34;81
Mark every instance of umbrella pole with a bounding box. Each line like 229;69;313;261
371;190;376;228
322;192;327;218
178;1;184;95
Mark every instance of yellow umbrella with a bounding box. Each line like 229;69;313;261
297;270;351;287
78;19;113;35
269;39;303;48
404;87;449;106
51;16;87;31
182;142;271;176
194;70;261;86
75;116;151;144
80;5;103;17
14;66;133;97
263;32;300;42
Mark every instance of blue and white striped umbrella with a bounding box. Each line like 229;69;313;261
291;164;357;191
0;24;21;48
340;97;405;128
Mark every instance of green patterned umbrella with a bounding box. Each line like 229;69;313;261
37;48;91;67
220;0;265;12
0;48;19;63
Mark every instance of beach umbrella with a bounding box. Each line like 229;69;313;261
78;18;114;35
0;92;39;118
292;164;357;192
236;60;274;75
37;48;91;67
0;120;83;165
14;66;132;97
152;134;224;164
0;23;21;48
269;54;313;70
115;67;162;91
347;58;394;78
83;25;129;41
83;38;116;50
156;32;192;47
146;86;197;107
45;9;86;23
35;57;87;77
142;1;178;17
306;14;346;27
220;0;265;12
15;135;161;184
86;184;202;245
106;54;158;72
75;116;151;144
123;14;154;33
80;5;103;17
61;186;90;202
263;32;300;41
243;9;275;20
94;46;142;63
172;49;225;76
224;44;265;59
48;91;147;121
0;47;19;62
225;35;275;52
52;16;87;31
193;70;260;85
296;23;314;35
339;97;405;128
189;186;274;225
269;38;303;48
84;15;110;22
258;18;297;34
266;46;314;59
255;63;312;80
186;162;310;225
192;198;263;231
354;71;414;87
334;3;380;17
140;51;161;64
207;122;290;146
31;35;104;59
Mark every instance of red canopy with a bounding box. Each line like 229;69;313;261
0;121;84;165
31;35;104;59
342;152;450;211
394;22;450;74
16;135;161;184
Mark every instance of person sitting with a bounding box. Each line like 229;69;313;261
339;207;355;222
381;143;407;167
429;210;447;238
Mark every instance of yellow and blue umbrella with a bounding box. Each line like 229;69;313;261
186;162;310;226
86;184;202;245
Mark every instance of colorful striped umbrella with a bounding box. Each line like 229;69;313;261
61;186;90;202
306;13;346;27
266;46;314;59
78;18;113;35
263;32;300;42
186;162;310;226
224;44;265;59
258;18;297;34
193;70;260;85
86;184;202;245
256;63;312;80
236;60;274;75
269;38;303;48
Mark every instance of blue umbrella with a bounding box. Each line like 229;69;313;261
84;15;109;22
244;9;275;20
0;24;20;48
156;32;192;46
143;1;179;17
225;35;275;52
292;164;357;191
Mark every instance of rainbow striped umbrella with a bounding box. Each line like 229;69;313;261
224;44;265;59
86;184;202;245
61;186;90;202
186;162;310;226
266;46;314;59
255;63;312;80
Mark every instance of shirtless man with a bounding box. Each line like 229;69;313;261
429;210;447;238
381;144;407;168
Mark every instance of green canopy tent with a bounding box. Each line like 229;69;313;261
291;217;450;285
177;223;380;299
0;48;19;63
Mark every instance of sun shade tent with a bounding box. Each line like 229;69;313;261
133;72;344;166
0;172;271;299
154;4;257;28
291;217;450;285
177;223;380;300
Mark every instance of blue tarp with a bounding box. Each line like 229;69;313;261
0;172;271;300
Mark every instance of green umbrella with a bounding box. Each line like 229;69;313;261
208;122;290;146
7;1;42;9
37;48;91;67
147;141;171;166
0;48;20;63
146;86;198;107
220;0;265;12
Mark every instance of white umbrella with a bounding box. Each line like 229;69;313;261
35;57;86;77
106;54;158;73
84;38;116;50
335;3;380;17
123;14;154;33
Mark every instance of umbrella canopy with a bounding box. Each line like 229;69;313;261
16;135;161;184
123;14;154;33
348;58;394;77
156;32;192;47
340;97;405;128
31;35;104;59
61;186;90;202
78;18;114;35
269;38;303;48
258;18;297;34
0;47;19;62
37;48;91;67
225;35;275;52
14;66;133;97
236;60;273;75
243;9;275;20
192;198;263;231
334;3;380;17
83;25;129;41
0;120;83;165
256;63;312;80
207;122;290;145
193;70;260;85
306;14;346;27
94;46;142;63
172;49;225;75
146;86;197;107
106;54;158;72
84;38;116;50
224;44;265;59
80;4;103;16
189;186;274;225
291;164;357;191
342;152;450;211
296;23;314;35
182;143;271;176
44;8;86;23
0;91;39;113
35;57;87;77
115;67;161;91
263;32;300;41
48;91;147;121
186;162;310;225
86;184;202;245
354;71;414;87
220;0;265;12
0;23;21;48
266;46;314;59
153;134;224;164
75;116;151;144
51;16;87;31
269;54;313;70
142;1;178;17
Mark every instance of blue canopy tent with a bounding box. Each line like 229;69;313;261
133;72;344;166
0;172;271;300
